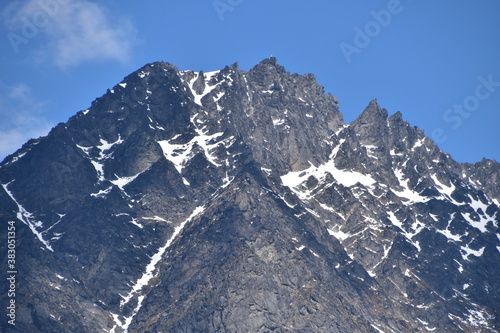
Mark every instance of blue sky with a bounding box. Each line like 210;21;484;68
1;0;499;163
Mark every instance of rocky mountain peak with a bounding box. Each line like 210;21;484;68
349;98;390;148
388;110;403;122
353;98;388;124
1;59;499;333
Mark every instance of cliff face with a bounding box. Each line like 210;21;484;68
1;58;499;332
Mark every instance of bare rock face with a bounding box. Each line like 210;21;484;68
1;58;499;332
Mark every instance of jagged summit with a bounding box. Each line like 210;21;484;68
353;98;388;122
255;56;280;66
388;110;404;122
1;59;499;333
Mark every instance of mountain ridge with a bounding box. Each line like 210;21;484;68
1;58;499;332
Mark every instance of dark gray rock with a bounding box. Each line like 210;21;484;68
0;58;498;332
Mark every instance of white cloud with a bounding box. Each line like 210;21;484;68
3;0;137;69
0;82;54;161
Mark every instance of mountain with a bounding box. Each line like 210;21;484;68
1;58;499;332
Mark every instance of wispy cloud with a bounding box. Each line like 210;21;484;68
3;0;137;69
0;82;54;160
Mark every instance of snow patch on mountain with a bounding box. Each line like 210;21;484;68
77;135;124;182
158;131;225;175
392;168;428;204
281;159;375;200
119;206;205;306
2;182;54;252
187;71;221;106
